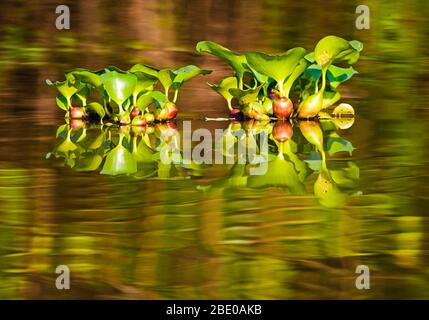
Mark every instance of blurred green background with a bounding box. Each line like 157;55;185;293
0;0;429;299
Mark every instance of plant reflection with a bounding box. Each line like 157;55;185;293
48;117;359;208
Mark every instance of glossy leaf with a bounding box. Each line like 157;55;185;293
46;79;78;104
208;76;238;109
158;69;174;94
100;71;137;108
86;102;105;119
172;65;211;89
70;69;103;88
314;35;363;67
245;47;306;95
196;41;248;88
129;63;159;78
327;65;357;88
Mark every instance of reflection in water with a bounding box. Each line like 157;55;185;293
1;0;429;300
47;119;359;209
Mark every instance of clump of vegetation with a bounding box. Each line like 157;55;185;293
46;64;211;125
196;35;362;120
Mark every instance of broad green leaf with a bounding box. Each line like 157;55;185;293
150;91;169;108
158;69;174;93
196;41;248;87
229;85;262;106
100;71;137;107
70;69;103;88
136;92;155;109
46;79;78;102
100;143;137;175
245;47;306;94
314;35;363;67
208;76;238;108
55;95;68;111
129;63;159;78
283;58;307;95
76;84;90;106
132;72;158;103
172;65;211;89
86;102;105;118
327;65;357;88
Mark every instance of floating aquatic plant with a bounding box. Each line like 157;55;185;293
196;35;362;120
46;63;211;125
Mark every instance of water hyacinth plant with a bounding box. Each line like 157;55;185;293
46;63;211;124
196;35;362;120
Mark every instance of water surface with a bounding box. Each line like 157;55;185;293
0;0;429;299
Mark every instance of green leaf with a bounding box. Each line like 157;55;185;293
245;47;306;95
314;35;363;68
100;143;137;175
322;90;341;109
229;85;262;106
208;76;238;108
283;58;307;95
76;84;90;106
46;79;78;102
86;102;105;118
327;65;357;88
100;71;137;107
158;69;174;93
150;91;169;108
326;132;355;155
69;69;103;88
172;65;211;89
132;72;158;102
129;63;159;78
55;95;68;111
196;41;248;88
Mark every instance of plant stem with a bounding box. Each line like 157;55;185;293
227;99;233;111
320;67;327;93
173;89;179;103
278;142;285;160
277;80;285;97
